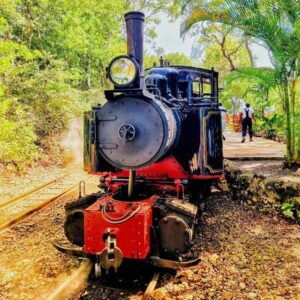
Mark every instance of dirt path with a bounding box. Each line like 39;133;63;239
229;159;300;184
153;192;300;300
223;130;285;159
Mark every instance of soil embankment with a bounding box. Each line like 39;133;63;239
225;160;300;220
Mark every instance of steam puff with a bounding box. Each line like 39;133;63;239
60;118;83;170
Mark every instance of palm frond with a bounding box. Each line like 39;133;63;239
226;67;277;87
182;0;300;65
182;7;231;35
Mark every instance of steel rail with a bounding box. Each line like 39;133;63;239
46;264;160;300
143;272;160;300
47;260;92;300
0;173;94;234
0;171;72;209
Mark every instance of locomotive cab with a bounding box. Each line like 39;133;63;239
55;11;224;276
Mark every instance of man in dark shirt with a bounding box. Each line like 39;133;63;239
239;103;255;143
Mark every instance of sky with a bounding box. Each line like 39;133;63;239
150;16;273;68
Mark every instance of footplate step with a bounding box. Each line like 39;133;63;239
53;239;89;258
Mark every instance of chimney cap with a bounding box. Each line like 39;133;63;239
124;11;145;21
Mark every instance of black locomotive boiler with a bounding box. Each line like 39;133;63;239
55;11;224;276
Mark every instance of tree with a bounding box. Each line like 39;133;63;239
189;24;255;115
0;1;85;171
195;23;253;72
16;0;127;88
181;0;300;165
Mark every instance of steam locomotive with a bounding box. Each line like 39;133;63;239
55;11;223;276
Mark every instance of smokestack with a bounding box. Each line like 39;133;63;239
124;11;145;72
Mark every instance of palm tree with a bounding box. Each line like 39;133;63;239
182;0;300;165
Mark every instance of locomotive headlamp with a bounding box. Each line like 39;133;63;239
108;56;139;87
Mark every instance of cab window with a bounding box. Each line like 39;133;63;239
201;78;211;96
192;80;200;96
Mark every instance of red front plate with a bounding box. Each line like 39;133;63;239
84;195;156;259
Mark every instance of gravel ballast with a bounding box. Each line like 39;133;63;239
152;192;300;300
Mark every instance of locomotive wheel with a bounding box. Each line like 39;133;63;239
158;214;192;255
64;192;103;246
64;209;85;246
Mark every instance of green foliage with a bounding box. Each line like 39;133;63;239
12;0;128;88
193;25;255;112
197;24;251;73
0;98;38;172
254;114;285;139
14;58;84;137
226;68;277;89
0;40;38;170
201;40;250;77
0;37;85;171
165;52;195;66
219;80;250;113
225;67;277;120
281;202;296;219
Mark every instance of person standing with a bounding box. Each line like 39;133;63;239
240;103;255;142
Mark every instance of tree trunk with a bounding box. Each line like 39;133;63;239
296;127;300;164
290;75;300;163
245;38;255;67
87;56;91;88
220;37;236;71
283;82;293;165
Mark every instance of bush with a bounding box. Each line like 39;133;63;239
0;99;38;172
0;40;86;172
254;114;285;141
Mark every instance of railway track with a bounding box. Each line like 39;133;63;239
1;170;162;299
0;171;94;234
47;260;93;300
46;259;161;300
